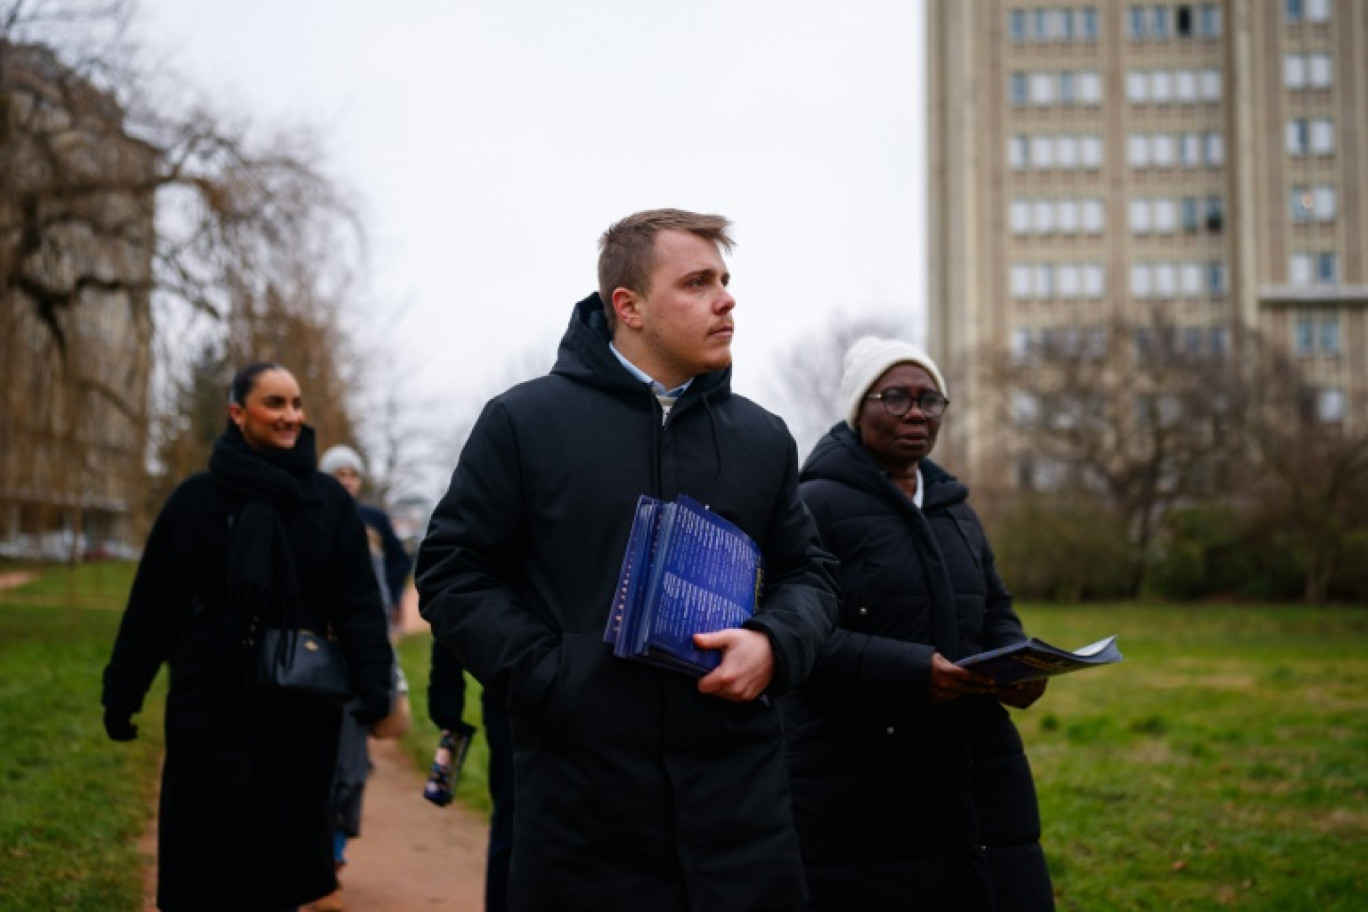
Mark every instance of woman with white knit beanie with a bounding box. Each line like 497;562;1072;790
781;336;1055;910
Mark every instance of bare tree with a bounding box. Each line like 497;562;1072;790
2;0;369;555
990;313;1245;591
1234;337;1368;604
764;310;913;460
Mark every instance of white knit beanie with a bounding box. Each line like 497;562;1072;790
840;336;948;428
319;444;365;478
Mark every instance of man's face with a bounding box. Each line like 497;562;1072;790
229;368;304;451
855;363;943;472
631;230;735;388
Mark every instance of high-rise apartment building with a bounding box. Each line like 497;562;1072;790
928;0;1367;489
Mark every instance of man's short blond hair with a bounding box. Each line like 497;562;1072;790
597;209;734;332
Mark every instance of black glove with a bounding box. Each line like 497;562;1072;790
104;708;138;742
350;689;392;726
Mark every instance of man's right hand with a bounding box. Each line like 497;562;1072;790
103;708;138;742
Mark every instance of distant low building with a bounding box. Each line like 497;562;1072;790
0;41;157;561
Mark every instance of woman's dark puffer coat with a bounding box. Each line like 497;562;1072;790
782;423;1054;911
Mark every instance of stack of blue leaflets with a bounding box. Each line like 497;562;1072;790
602;494;763;677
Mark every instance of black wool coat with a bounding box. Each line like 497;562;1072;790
782;423;1055;911
102;449;393;912
417;293;838;912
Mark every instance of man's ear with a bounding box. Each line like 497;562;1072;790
611;287;644;330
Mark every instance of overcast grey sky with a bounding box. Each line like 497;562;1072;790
134;0;927;431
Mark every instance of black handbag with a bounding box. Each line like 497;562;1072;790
254;627;353;704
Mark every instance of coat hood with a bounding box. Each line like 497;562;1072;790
801;421;968;512
551;293;732;403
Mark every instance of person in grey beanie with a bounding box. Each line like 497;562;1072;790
781;336;1055;911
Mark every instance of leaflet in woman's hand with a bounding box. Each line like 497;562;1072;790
957;635;1122;685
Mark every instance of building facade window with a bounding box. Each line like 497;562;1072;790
1295;314;1316;354
1286;0;1304;21
1009;9;1028;42
1152;5;1171;38
1078;71;1102;104
1132;264;1153;297
1030;135;1054;168
1318;389;1345;423
1308;54;1332;88
1128;6;1147;39
1127;71;1149;103
1285;54;1307;88
1290;253;1313;285
1317;252;1338;284
1181;262;1203;294
1010;200;1031;234
1155;198;1177;233
1205;196;1223;231
1008;135;1028;170
1059;71;1076;105
1310;119;1334;154
1175;69;1197;101
1151;70;1173;102
1057;199;1079;233
1056;135;1078;167
1083;264;1105;297
1320;315;1341;354
1197;4;1222;37
1200;69;1221;100
1030;72;1054;105
1081;8;1099;40
1314;186;1336;220
1287;118;1309;154
1130;199;1152;233
1291;186;1337;221
1306;0;1330;22
1079;134;1103;169
1010;72;1028;106
1289;253;1338;285
1182;196;1200;231
1207;261;1226;295
1081;199;1105;233
1205;132;1224;165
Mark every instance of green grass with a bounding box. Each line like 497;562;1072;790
1015;603;1368;910
0;564;165;911
3;566;1366;910
4;560;137;606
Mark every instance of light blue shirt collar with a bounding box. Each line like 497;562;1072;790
609;342;692;398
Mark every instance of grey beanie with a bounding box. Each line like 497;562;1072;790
319;444;365;478
840;336;948;428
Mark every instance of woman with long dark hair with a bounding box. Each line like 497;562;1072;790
102;362;394;912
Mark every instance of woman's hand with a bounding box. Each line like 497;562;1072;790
995;678;1047;709
929;652;997;703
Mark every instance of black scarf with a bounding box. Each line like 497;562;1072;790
208;422;319;665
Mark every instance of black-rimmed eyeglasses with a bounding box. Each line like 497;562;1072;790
865;388;950;418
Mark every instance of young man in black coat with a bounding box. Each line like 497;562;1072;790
416;208;838;912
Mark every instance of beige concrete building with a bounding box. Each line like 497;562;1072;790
928;0;1368;489
1;42;157;558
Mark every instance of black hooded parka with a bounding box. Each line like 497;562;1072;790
782;423;1054;911
416;294;838;912
102;425;394;912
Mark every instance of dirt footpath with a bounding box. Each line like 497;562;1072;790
322;738;489;911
